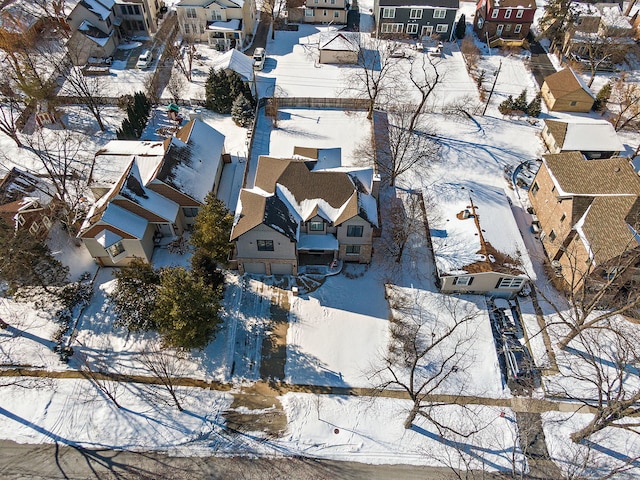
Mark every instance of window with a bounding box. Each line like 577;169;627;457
323;9;327;16
347;225;364;237
199;23;204;34
477;17;484;29
346;245;361;255
334;10;340;17
381;23;403;33
183;207;199;218
531;182;539;195
314;0;318;3
433;8;446;18
17;214;25;226
407;23;418;34
330;0;336;4
436;24;448;33
305;9;314;16
211;10;222;20
498;277;524;289
505;24;511;31
491;9;499;18
505;8;512;18
570;101;577;106
516;9;523;18
560;213;566;223
29;221;40;235
42;216;52;230
549;230;556;242
453;276;473;286
107;241;125;258
409;9;422;19
133;5;140;14
309;221;324;231
184;23;190;33
106;17;112;28
257;240;274;251
514;24;522;33
382;7;395;18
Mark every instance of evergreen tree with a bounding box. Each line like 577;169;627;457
593;82;612;112
526;93;542;117
513;89;528;112
190;192;234;265
191;249;225;288
108;258;160;332
116;91;151;139
116;118;136;140
231;94;255;127
0;218;68;293
455;14;466;40
498;95;515;115
206;68;234;113
153;267;223;350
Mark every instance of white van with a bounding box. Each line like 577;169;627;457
253;48;266;70
136;50;153;69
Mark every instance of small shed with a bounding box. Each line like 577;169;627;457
542;119;625;159
540;68;595;112
318;31;360;64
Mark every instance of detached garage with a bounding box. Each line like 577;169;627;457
319;31;360;64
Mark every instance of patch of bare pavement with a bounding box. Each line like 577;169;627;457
0;439;505;480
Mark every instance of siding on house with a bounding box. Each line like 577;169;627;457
440;271;527;297
374;0;459;40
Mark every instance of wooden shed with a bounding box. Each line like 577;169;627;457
318;32;360;65
540;68;595;112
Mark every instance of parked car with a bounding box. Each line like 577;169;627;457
136;50;153;69
253;48;266;70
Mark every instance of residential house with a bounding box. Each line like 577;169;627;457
114;0;161;37
231;148;379;275
176;0;257;51
560;2;634;65
66;0;122;64
529;152;640;291
542;119;625;159
373;0;459;41
0;168;59;239
540;68;595;112
426;181;532;297
473;0;537;47
79;119;226;266
318;31;360;64
297;0;349;25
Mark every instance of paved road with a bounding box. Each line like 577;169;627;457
0;440;505;480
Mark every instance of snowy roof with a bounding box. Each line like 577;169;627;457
491;0;536;8
96;229;122;248
154;119;226;204
293;147;343;170
297;233;339;250
100;202;148;239
319;32;360;52
78;0;114;21
77;20;112;47
207;19;241;32
595;3;632;30
544;119;625;152
94;139;167;185
377;0;459;8
210;49;254;82
0;168;56;208
231;188;299;240
426;182;531;276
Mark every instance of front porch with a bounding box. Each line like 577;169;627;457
207;19;242;50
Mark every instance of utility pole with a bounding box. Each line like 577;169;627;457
482;59;502;116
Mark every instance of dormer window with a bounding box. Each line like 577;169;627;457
309;221;324;231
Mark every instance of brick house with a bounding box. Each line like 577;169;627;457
473;0;536;46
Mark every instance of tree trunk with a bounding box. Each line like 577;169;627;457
558;327;580;349
404;403;420;429
170;389;183;411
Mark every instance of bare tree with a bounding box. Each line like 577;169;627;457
139;344;187;412
371;287;479;429
608;76;640;131
341;36;402;120
0;73;24;147
62;66;107;131
569;34;630;88
384;190;424;264
167;72;186;104
262;0;286;40
166;36;197;82
77;350;124;408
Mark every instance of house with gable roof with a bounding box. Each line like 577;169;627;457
373;0;459;40
542;118;625;159
425;181;532;298
318;31;360;64
231;148;378;275
473;0;536;47
79;119;226;266
540;68;595;112
529;152;640;291
175;0;257;51
66;0;121;65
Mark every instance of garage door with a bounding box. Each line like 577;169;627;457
243;262;266;274
271;263;293;275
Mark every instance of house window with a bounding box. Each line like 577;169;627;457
29;221;40;235
323;9;327;16
257;239;274;251
409;9;422;19
305;9;314;16
516;9;523;18
211;10;222;20
42;216;52;230
17;214;25;226
505;24;511;31
106;17;112;28
498;277;524;289
186;7;197;18
560;213;566;223
531;182;539;195
453;276;473;286
200;23;205;34
407;23;419;34
514;24;522;34
434;8;446;18
477;17;484;29
436;24;448;33
107;241;125;258
347;225;364;237
334;10;340;17
505;8;512;18
133;5;140;14
346;245;361;255
491;9;499;18
314;0;318;3
309;221;324;231
330;0;336;4
382;7;395;18
183;207;199;217
549;230;557;242
184;23;190;33
381;23;403;33
570;101;578;106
